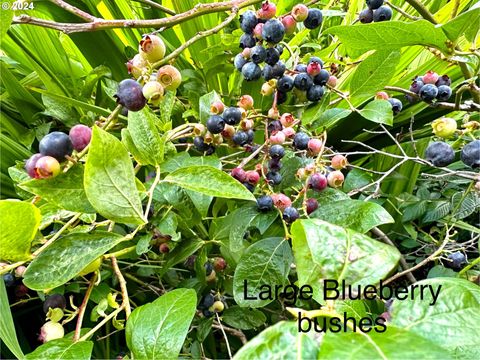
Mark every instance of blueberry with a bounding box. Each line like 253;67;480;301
294;73;314;90
232;131;249;146
425;141;455;167
199;294;215;309
373;6;392;22
445;251;466;270
239;33;256;49
115;79;146;112
269;144;285;159
367;0;384;10
3;273;15;287
295;64;307;73
277;75;294;92
265;47;280;65
257;195;274;212
234;53;247;71
272;61;286;78
262;19;285;43
240;10;258;33
243;182;256;192
419;84;438;102
435;75;451;87
436;85;452;101
251;45;267;64
359;8;374;23
313;69;330;86
263;64;274;80
306;85;324;102
460;140;480;168
409;79;424;94
309;173;328;191
223;107;242;125
293;132;310;150
242;62;262;81
308;57;324;67
283;207;299;223
266;171;282;185
304;8;323;29
388;98;403;115
39;132;73;162
275;44;284;55
267;120;283;134
276;91;288;105
246;129;255;143
306;198;319;215
202;309;214;318
206;115;225;134
194;136;208;152
268;158;282;171
43;294;66;313
69;125;92;152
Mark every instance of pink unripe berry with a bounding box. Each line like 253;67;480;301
327;75;337;87
240;119;254;131
307;62;321;76
282;15;297;35
271;193;292;212
255;163;267;174
213;257;227;272
327;170;344;188
268;107;280;119
231;167;247;182
35;156;61;179
423;71;439;85
291;4;309;22
282;127;296;138
210;101;225;114
309;173;328;191
375;91;389;100
280;113;295;127
222;124;235;138
238;95;254;110
270;131;286;144
257;1;276;19
331;154;348;170
305;198;319;215
242;47;252;58
253;23;264;40
15;266;27;278
245;170;260;185
308;138;322;155
159;243;170;254
126;54;147;79
296;167;306;180
25;153;43;179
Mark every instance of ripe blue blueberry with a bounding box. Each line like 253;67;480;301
304;8;323;29
243;182;255;192
269;144;285;159
419;84;438;102
223;107;242;125
306;85;324;102
277;75;294;92
435;75;451;87
266;171;282;185
265;47;280;65
204;262;214;276
388;98;403;115
359;8;373;23
206;115;225;134
267;120;283;134
193;136;208;152
239;33;256;49
240;10;258;33
43;294;66;313
257;195;274;212
293;132;310;150
367;0;384;10
276;91;288;105
251;45;267;64
233;131;249;146
294;73;314;90
262;19;285;43
460;140;480;168
308;56;324;67
39;132;73;162
115;79;146;112
409;79;424;94
272;61;286;78
242;62;262;81
313;69;330;86
436;85;452;101
295;64;307;73
268;158;282;171
373;6;392;22
283;207;299;223
246;129;255;143
234;53;247;71
445;251;466;270
263;64;274;80
425;141;455;167
275;44;284;55
199;294;215;309
3;273;15;287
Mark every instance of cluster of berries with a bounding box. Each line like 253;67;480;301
359;0;393;23
376;92;403;115
119;34;182;111
24;125;92;179
198;292;226;318
39;294;66;343
1;264;29;302
408;71;452;103
424;139;480;168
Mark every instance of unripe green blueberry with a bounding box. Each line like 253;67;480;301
327;170;345;188
431;117;457;139
209;300;225;313
222;124;235;138
127;54;148;79
139;34;166;63
38;321;64;343
261;81;276;96
78;257;102;276
142;81;164;106
35;156;61;179
157;65;182;91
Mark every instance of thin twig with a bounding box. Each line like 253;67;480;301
73;272;98;342
50;0;97;21
111;256;131;319
212;323;247;345
215;313;232;359
33;213;81;256
384;1;420;20
131;0;176;15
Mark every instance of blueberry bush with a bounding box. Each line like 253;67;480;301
0;0;479;359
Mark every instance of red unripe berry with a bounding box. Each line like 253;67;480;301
238;95;254;110
282;127;296;138
308;138;322;155
305;198;319;215
280;113;295;127
35;156;61;179
309;173;328;191
271;193;292;211
15;284;29;298
253;23;264;39
210;101;225;114
307;61;321;76
291;4;309;21
159;243;170;254
331;154;348;170
282;15;297;35
231;167;247;182
15;266;27;278
423;71;439;85
245;170;260;185
257;1;276;19
213;257;227;272
270;131;286;144
375;91;389;100
327;170;344;188
242;47;252;58
327;75;337;87
69;125;92;152
25;153;43;179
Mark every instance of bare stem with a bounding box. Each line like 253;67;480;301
111;256;131;319
73;272;98;342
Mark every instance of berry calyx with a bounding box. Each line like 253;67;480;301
210;101;225;114
139;34;166;63
291;4;309;22
327;170;345;188
331;154;348;170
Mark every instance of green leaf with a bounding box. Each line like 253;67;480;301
199;90;221;124
25;339;93;360
161;153;222;173
0;280;24;359
325;21;451;58
158;238;204;276
233;321;317;359
84;126;145;225
0;4;13;40
127;107;164;165
233;237;293;308
391;278;480;355
350;50;401;102
0;200;40;262
164;166;255;201
23;231;124;290
126;288;197;359
222;306;266;330
441;7;480;43
318;326;450;360
291;219;400;303
310;108;352;129
310;199;393;233
358;100;393;125
19;165;95;214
